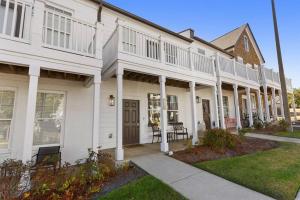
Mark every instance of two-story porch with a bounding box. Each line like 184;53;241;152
102;20;219;160
0;0;103;163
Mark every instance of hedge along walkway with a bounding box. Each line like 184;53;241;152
246;133;300;144
132;153;274;200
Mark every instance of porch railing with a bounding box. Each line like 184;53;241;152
247;67;259;82
192;52;214;75
235;62;248;79
219;56;234;75
42;7;96;57
0;0;32;42
164;41;190;69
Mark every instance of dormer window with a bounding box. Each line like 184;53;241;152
243;35;249;52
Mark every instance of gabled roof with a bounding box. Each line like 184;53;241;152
211;24;247;50
211;24;265;63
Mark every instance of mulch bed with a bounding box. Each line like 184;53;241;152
172;137;280;164
91;162;147;199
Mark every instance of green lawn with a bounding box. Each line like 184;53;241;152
195;143;300;200
100;175;187;200
273;130;300;139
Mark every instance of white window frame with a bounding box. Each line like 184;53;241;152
243;35;249;52
0;87;17;154
33;90;66;150
222;96;229;118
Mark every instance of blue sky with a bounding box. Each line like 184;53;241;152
105;0;300;88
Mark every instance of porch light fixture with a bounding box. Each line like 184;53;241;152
196;96;201;104
109;95;115;106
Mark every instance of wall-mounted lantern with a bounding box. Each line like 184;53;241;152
109;95;115;106
196;96;201;104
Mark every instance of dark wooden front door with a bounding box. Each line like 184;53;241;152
123;100;140;145
202;99;211;129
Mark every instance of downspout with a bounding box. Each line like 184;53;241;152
97;0;103;22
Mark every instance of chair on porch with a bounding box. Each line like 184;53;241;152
151;124;162;143
31;146;61;173
172;122;189;141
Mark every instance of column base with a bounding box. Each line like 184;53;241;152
115;148;124;161
160;142;169;152
192;137;199;146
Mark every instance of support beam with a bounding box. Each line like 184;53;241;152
233;84;242;129
256;89;264;121
278;90;285;119
271;87;278;120
22;65;40;163
246;87;254;127
212;85;220;128
159;75;168;152
217;81;225;129
115;67;124;161
263;85;271;122
92;72;101;152
189;81;198;145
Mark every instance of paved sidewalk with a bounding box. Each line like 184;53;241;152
132;153;273;200
246;133;300;144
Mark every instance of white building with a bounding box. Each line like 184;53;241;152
0;0;294;163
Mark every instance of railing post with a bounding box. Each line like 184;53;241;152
115;18;124;53
211;57;216;76
246;65;250;80
188;47;194;71
95;22;104;60
233;59;237;76
214;53;221;77
31;0;45;48
159;35;165;64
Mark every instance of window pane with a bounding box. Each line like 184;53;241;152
168;111;178;123
0;120;10;149
148;110;160;125
34;92;64;146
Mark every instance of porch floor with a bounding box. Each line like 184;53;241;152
103;140;188;160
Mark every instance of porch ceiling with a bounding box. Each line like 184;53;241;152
0;63;90;82
122;70;201;89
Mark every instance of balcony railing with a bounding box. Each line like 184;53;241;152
42;7;96;57
104;24;215;76
0;0;32;42
218;56;259;84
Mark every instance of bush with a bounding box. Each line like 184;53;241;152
253;120;264;130
278;119;289;131
203;129;238;152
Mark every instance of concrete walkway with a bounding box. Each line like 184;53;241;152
132;153;273;200
246;133;300;144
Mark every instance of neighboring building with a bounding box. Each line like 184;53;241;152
0;0;295;163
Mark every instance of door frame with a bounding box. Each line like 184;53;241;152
123;99;141;146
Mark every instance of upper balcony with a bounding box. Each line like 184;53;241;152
0;0;102;74
216;55;260;87
103;21;216;84
262;66;293;92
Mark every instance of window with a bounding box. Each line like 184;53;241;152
164;43;178;64
0;90;15;149
148;93;161;125
146;39;160;60
243;35;249;52
33;92;65;146
43;5;72;48
223;96;229;118
122;27;137;54
251;95;257;113
148;93;178;125
167;95;178;124
197;48;205;55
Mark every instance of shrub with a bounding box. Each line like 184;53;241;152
253;120;264;130
203;129;238;152
278;119;289;131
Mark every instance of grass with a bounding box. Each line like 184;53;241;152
273;130;300;139
195;143;300;200
100;175;187;200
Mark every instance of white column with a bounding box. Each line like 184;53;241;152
159;75;168;152
263;85;271;122
92;73;101;152
22;65;40;163
217;81;225;129
31;0;45;49
115;67;124;161
256;89;264;121
271;87;278;120
190;81;198;145
246;87;254;127
278;90;285;119
212;85;220;128
233;84;241;129
95;22;104;60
